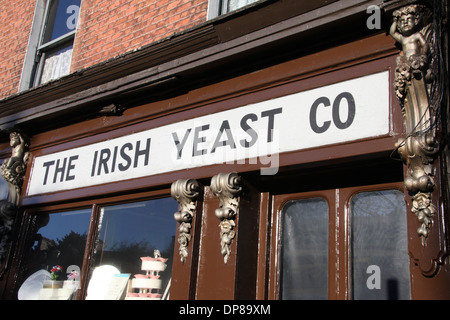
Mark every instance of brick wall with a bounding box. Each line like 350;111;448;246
0;2;36;99
0;0;209;99
71;0;208;71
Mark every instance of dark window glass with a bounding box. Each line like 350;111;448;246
351;190;411;300
43;0;81;43
280;198;329;300
19;208;91;297
89;197;178;299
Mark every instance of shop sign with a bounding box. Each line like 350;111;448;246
27;71;390;195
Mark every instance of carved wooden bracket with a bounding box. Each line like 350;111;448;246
0;132;30;205
171;179;200;263
0;132;29;267
390;3;440;246
210;172;242;264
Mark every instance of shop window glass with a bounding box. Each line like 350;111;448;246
280;198;329;300
350;190;411;300
20;208;91;296
90;197;178;299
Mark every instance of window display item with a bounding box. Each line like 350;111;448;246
126;250;168;300
18;270;51;300
86;265;120;300
39;265;80;300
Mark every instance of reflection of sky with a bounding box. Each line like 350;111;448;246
99;198;178;252
38;197;178;253
39;208;91;241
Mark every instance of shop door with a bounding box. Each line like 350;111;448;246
269;183;411;300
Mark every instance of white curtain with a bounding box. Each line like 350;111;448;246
40;49;73;84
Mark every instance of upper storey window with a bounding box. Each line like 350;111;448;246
20;0;81;90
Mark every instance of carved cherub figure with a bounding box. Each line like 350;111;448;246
390;5;429;71
1;132;30;189
4;132;29;170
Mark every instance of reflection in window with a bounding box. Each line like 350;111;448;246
24;209;91;282
351;190;410;300
221;0;260;14
280;198;329;300
91;197;178;299
43;0;81;42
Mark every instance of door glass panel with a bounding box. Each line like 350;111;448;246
280;198;329;300
90;197;178;299
351;190;410;300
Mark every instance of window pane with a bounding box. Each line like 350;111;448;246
221;0;259;14
280;198;328;300
19;208;91;298
351;190;410;300
44;0;81;43
90;197;178;300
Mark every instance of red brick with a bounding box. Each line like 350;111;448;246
0;0;209;98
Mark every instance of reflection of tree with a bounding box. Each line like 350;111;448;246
56;231;87;272
21;230;87;284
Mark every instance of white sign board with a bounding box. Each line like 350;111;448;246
27;71;390;196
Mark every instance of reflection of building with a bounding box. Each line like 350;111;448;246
0;0;449;300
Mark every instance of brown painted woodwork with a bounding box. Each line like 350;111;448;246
2;30;449;300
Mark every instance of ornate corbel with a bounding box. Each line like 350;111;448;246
0;132;29;265
1;132;30;204
210;172;242;264
389;3;440;246
171;179;200;263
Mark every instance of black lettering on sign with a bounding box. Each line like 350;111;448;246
90;138;151;177
310;92;356;133
332;92;356;129
171;107;283;160
172;129;192;159
261;107;283;143
240;113;258;148
193;125;209;157
42;155;79;185
211;120;236;153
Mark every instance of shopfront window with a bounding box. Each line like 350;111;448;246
29;208;90;275
280;198;329;300
88;197;178;299
350;190;410;300
18;208;91;300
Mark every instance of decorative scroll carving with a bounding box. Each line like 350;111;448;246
390;4;439;245
171;179;200;263
210;172;242;264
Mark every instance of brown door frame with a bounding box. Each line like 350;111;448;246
268;181;406;300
